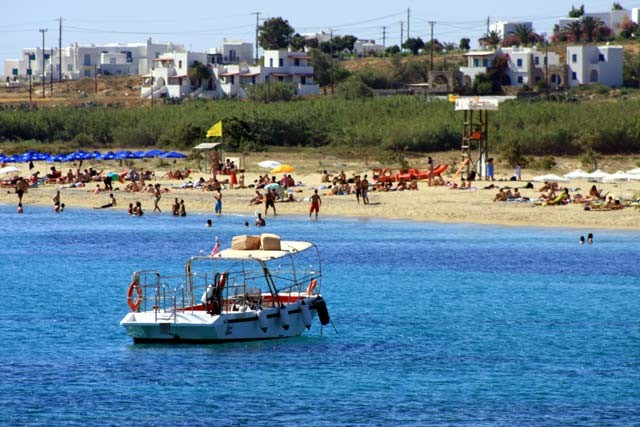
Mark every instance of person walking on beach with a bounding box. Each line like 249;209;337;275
214;190;222;215
309;189;321;220
427;156;434;187
486;158;495;181
354;175;361;204
264;188;277;216
179;199;186;217
514;162;522;181
360;175;370;205
153;184;162;213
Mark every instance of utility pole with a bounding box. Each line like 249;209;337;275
486;16;490;35
429;21;435;71
50;47;53;97
25;53;32;102
330;28;334;94
400;21;403;51
252;12;260;64
58;17;63;82
382;26;386;49
39;29;47;99
407;8;410;41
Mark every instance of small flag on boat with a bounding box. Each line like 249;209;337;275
206;121;222;138
210;237;221;257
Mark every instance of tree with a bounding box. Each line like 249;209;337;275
442;42;458;52
245;81;297;103
564;20;584;42
258;17;295;50
581;16;608;42
188;61;211;86
459;38;471;51
402;37;424;55
336;75;373;99
619;18;638;38
612;2;624;10
385;45;401;55
569;5;585;18
290;33;306;51
424;38;444;53
310;49;350;93
479;30;501;48
508;23;542;46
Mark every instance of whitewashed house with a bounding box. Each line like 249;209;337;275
142;48;319;99
566;45;623;87
557;9;633;34
459;47;562;89
353;40;384;56
3;38;184;81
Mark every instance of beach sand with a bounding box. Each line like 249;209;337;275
2;154;640;229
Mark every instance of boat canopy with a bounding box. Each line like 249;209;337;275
212;241;314;262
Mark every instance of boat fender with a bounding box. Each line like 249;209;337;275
201;285;214;304
279;306;290;331
301;300;312;330
257;309;268;332
306;279;317;296
127;274;143;312
315;298;331;326
218;272;228;291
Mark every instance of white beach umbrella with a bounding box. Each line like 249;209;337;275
563;169;589;179
626;167;640;175
601;171;634;183
532;174;569;183
0;166;20;177
584;169;610;181
257;160;281;169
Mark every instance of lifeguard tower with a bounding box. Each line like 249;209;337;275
454;97;499;181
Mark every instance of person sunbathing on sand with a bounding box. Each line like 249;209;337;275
546;188;570;205
249;190;264;206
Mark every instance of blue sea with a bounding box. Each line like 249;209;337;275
1;204;639;427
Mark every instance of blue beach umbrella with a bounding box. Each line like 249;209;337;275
114;150;133;160
144;149;165;158
101;151;116;161
160;151;188;159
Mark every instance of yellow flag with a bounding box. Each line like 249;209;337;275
206;121;222;138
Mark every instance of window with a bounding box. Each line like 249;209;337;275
12;68;18;76
84;69;91;77
517;76;523;83
482;59;489;67
599;54;605;62
178;60;182;68
571;72;577;80
230;76;235;84
301;76;306;84
84;54;91;66
535;57;539;65
294;58;300;66
473;58;479;67
517;58;523;67
279;58;284;67
571;54;577;63
269;58;273;67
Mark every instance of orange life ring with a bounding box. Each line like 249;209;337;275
382;169;392;178
306;279;317;296
127;278;143;312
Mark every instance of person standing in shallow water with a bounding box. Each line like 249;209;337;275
214;190;222;215
153;184;162;213
309;189;321;220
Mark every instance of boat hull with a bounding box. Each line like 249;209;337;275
120;298;321;343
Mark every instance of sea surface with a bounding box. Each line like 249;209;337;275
1;204;639;427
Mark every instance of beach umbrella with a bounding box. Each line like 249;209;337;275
584;169;610;181
271;164;295;174
101;151;117;161
258;160;281;169
563;169;589;179
131;151;145;159
264;183;280;191
601;171;634;183
626;167;640;175
2;155;19;163
532;174;569;183
114;150;134;160
144;149;166;158
160;151;188;159
0;166;20;176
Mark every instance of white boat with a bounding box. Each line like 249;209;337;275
120;236;330;343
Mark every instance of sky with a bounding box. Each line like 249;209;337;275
0;0;633;67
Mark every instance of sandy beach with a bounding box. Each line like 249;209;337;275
2;153;640;229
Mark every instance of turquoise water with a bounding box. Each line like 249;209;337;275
1;205;639;426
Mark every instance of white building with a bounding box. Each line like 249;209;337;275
209;40;254;64
301;32;333;44
142;49;319;100
353;40;384;56
460;47;562;88
566;45;623;87
3;38;184;81
557;9;634;34
489;21;533;38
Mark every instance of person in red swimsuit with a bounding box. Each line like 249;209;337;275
309;189;321;220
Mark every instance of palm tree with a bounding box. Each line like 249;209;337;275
511;24;535;46
479;30;501;48
564;20;584;42
581;16;605;42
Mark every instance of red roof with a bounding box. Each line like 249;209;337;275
271;73;291;77
288;55;311;60
240;72;260;77
219;72;238;77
